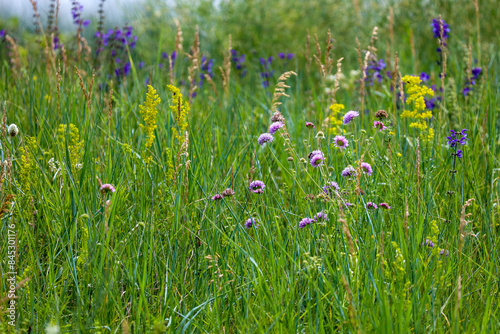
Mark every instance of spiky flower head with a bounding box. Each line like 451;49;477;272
343;110;359;125
375;109;388;119
269;121;284;135
258;133;274;146
365;202;378;209
249;180;265;193
333;135;349;150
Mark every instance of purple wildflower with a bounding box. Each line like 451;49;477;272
432;18;450;40
341;166;356;177
360;162;373;176
258;133;274;146
269;121;284;135
342;201;354;209
343;111;359;125
379;202;391;210
100;183;116;194
314;211;329;222
439;249;449;256
309;150;324;167
365;202;378;209
249;180;265;193
299;217;314;228
425;239;435;248
211;194;223;201
333;135;348;150
245;218;259;229
323;181;339;196
306;121;315;129
420;72;430;82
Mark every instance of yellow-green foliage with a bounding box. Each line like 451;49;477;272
400;75;435;141
17;136;37;193
167;85;190;143
139;85;161;164
57;124;84;166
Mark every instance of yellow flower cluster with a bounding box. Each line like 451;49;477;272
328;103;344;133
139;85;161;163
57;124;84;165
167;85;190;143
401;75;435;141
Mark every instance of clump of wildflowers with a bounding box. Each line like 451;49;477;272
309;150;324;167
258;133;274;146
360;162;373;175
57;124;84;166
373;121;387;131
249;180;265;194
269;121;284;135
167;85;190;144
327;103;344;133
231;49;247;77
400;75;435;141
343;110;359;125
139;85;161;163
245;218;259;229
333;136;348;150
299;217;314;228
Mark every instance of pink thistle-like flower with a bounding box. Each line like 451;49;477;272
211;194;223;201
269;121;284;135
258;133;274;146
100;183;116;194
360;162;373;175
249;180;265;193
306;121;315;129
365;202;378;209
333;135;349;150
379;202;391;209
343;110;359;125
299;217;314;228
374;121;387;131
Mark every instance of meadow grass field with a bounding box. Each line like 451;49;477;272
0;0;499;332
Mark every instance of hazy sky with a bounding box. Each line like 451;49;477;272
0;0;148;29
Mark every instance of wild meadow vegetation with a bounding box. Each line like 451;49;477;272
0;0;499;332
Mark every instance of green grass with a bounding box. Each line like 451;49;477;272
0;0;499;332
